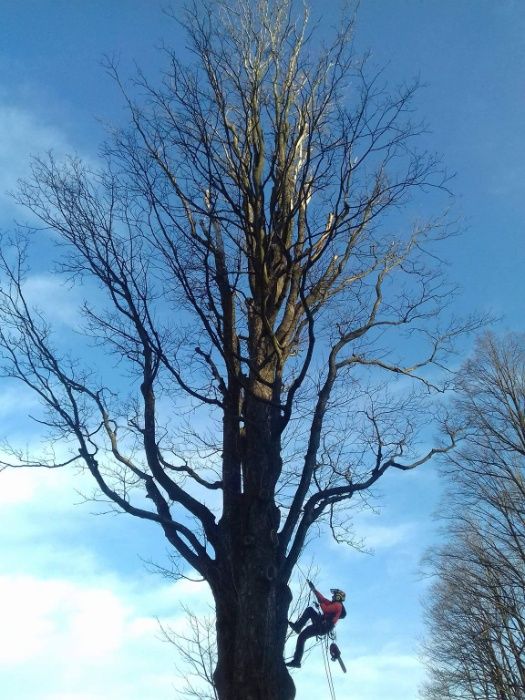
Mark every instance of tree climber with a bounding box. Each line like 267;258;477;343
286;581;346;668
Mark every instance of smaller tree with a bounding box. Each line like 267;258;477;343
161;607;219;700
421;333;525;700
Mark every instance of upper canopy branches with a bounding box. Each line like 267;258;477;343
104;0;452;405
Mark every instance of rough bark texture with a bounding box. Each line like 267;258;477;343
212;538;294;699
212;359;293;698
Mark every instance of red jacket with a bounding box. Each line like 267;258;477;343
314;589;343;625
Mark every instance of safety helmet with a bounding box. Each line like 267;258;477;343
330;588;346;602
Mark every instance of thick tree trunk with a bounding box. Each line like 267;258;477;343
212;476;295;700
211;343;295;699
212;569;295;700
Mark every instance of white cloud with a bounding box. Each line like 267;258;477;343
326;512;417;556
0;93;100;229
0;572;194;699
0;462;84;508
0;458;213;698
359;521;416;550
0;468;38;505
0;572;199;669
0;575;126;664
347;650;421;680
294;646;424;700
0;104;69;220
0;383;41;421
23;273;83;328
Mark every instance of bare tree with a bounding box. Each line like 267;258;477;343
421;333;525;700
161;607;219;700
0;1;478;698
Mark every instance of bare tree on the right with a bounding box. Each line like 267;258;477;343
421;332;525;700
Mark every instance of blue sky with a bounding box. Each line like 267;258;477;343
0;1;524;699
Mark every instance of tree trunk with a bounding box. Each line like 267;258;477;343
213;576;295;700
211;334;296;699
212;491;295;700
214;585;295;700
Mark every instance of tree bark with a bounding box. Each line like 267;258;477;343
212;497;295;700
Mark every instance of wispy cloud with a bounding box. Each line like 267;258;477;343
326;511;418;555
23;273;84;328
0;103;69;223
0;383;41;424
359;521;417;550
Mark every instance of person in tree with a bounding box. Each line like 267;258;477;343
286;581;346;668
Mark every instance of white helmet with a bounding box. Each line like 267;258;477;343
330;588;346;602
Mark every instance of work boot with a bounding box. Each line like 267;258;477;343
286;659;301;668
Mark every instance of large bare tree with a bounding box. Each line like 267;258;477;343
0;1;476;698
421;333;525;700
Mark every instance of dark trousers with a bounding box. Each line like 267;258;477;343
291;606;333;663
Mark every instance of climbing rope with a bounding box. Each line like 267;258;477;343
321;634;337;700
295;562;310;580
291;562;341;699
